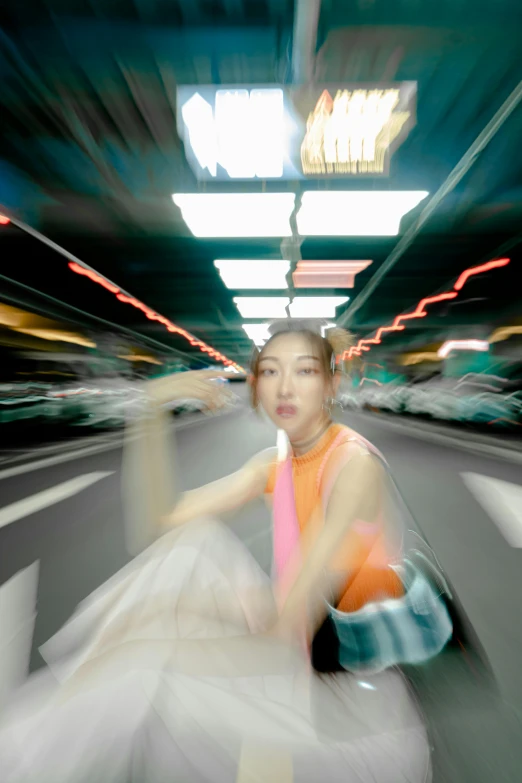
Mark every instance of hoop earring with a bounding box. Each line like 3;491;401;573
323;396;343;415
323;397;334;415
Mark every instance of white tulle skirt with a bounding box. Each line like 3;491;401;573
0;519;431;782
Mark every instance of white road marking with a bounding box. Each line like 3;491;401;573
0;562;39;710
0;472;114;530
461;472;522;548
0;441;125;482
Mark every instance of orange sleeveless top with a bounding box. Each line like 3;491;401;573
265;424;404;613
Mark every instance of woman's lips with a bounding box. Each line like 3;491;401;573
276;404;297;418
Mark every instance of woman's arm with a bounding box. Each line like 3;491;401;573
122;369;276;552
122;398;180;554
276;451;382;637
163;448;276;528
122;370;242;553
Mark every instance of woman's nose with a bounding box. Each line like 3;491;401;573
278;372;294;399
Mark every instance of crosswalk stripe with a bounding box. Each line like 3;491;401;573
0;472;114;530
461;472;522;548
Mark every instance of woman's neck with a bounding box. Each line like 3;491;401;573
290;417;332;457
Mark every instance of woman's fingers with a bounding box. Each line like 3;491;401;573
197;370;246;381
196;381;235;405
146;369;242;407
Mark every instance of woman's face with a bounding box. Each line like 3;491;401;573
256;333;336;440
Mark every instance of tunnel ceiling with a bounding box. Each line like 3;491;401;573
1;0;522;366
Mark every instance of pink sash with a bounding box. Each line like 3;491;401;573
272;428;368;599
272;456;302;608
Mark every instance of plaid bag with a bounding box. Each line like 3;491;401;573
327;556;453;673
310;428;498;712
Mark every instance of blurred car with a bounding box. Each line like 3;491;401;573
342;376;522;431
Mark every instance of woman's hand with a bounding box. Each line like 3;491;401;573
146;370;239;410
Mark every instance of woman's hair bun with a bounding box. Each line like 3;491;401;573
324;327;355;356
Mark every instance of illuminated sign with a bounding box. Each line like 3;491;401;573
301;88;412;175
176;83;416;181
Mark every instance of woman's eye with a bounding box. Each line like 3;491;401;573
299;368;316;375
261;369;276;377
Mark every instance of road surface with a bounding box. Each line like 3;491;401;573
1;405;521;782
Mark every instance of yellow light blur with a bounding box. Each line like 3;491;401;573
13;328;96;348
0;303;27;328
398;351;441;366
118;354;163;365
489;325;522;344
1;302;96;349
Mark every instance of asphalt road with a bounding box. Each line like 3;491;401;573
1;405;521;782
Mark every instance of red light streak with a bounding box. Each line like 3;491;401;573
69;262;120;295
0;215;10;225
454;258;510;291
68;261;243;370
488;417;521;427
343;323;407;360
343;258;510;362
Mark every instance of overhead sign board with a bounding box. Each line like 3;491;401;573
176;83;417;181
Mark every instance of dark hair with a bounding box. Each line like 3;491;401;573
249;322;342;409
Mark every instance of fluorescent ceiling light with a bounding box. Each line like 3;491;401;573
234;297;290;319
289;297;349;318
293;260;373;288
296;191;429;236
215;260;290;289
242;323;272;346
438;340;489;359
172;193;295;237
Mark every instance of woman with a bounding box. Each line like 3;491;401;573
0;322;431;783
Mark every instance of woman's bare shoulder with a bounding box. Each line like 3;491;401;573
248;447;278;474
330;425;382;459
320;429;383;496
